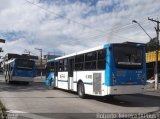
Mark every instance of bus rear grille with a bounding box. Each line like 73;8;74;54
93;73;102;94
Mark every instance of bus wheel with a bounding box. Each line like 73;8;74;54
78;82;85;98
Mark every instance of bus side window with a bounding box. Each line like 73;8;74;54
50;62;54;72
97;49;106;69
85;51;97;70
68;58;74;77
64;59;68;71
59;60;64;71
54;62;58;76
75;55;84;71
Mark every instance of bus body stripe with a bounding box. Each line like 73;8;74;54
58;80;68;82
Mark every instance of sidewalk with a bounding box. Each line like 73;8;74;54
143;84;160;97
144;90;160;97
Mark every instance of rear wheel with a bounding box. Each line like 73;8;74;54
78;82;85;98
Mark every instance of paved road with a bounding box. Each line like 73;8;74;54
0;75;160;119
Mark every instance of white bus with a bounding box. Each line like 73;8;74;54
47;43;146;98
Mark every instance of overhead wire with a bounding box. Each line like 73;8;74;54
24;0;138;42
24;0;160;46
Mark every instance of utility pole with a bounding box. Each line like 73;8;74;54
35;48;42;79
148;17;160;90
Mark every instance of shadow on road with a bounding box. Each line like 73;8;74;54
0;81;49;92
85;94;160;107
49;88;160;108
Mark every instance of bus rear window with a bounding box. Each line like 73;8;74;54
114;46;143;69
16;59;34;70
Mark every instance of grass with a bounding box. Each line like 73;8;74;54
0;100;6;119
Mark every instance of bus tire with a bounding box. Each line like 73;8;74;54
78;82;85;98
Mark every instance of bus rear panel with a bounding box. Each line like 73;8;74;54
15;59;35;82
104;44;146;95
4;58;36;83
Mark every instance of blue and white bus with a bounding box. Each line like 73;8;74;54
47;42;146;98
4;58;36;84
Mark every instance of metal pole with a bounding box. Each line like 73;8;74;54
155;43;159;90
40;49;42;80
132;20;152;39
148;18;160;90
35;48;43;80
155;22;159;90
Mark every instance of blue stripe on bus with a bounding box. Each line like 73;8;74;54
73;81;92;85
58;80;68;82
84;82;93;85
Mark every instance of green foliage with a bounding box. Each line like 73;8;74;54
146;37;160;52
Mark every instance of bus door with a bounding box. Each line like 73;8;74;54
54;62;58;87
5;64;9;81
68;58;74;90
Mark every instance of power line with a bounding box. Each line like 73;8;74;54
24;0;160;45
25;0;102;33
24;0;137;42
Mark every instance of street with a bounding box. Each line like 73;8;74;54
0;75;160;119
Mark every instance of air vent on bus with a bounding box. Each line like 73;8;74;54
93;73;102;95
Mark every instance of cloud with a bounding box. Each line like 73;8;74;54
0;0;159;57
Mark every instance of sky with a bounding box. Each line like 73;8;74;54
0;0;159;57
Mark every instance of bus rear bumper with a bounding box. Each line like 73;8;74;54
106;85;146;95
12;76;34;82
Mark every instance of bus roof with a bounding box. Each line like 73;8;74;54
48;42;145;61
4;58;35;65
47;58;55;62
4;58;16;64
54;45;104;61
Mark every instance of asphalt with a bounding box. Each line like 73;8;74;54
144;82;160;97
0;75;160;119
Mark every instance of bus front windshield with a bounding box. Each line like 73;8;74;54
16;59;34;70
114;46;143;68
